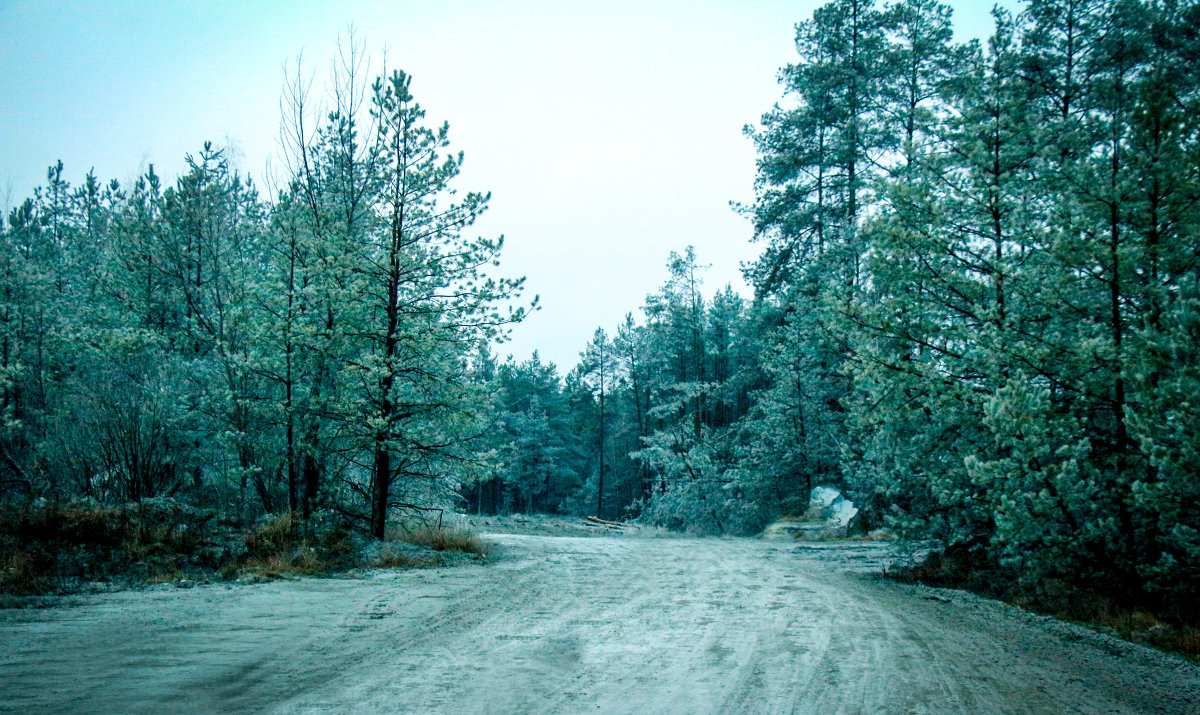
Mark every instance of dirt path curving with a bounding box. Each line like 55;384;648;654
1;534;1197;714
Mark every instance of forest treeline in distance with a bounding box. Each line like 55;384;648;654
2;0;1199;630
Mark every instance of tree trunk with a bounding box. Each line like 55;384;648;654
371;445;390;539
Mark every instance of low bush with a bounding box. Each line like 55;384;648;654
0;499;223;594
388;523;489;555
0;500;463;596
235;513;325;578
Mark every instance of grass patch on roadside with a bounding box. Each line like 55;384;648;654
1090;611;1200;659
231;512;364;579
0;501;465;598
387;523;490;555
0;499;229;594
371;544;439;569
890;544;1200;662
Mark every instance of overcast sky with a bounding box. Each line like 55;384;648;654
0;1;1011;370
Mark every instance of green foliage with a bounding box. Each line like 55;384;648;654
500;0;1200;629
738;0;1200;618
463;351;588;516
0;46;527;545
2;3;1199;641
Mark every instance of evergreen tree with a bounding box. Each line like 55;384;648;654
345;70;527;538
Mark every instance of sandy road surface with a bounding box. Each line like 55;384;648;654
1;534;1198;714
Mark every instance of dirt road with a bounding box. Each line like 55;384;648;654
1;534;1197;714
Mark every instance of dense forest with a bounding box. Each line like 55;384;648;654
2;0;1199;617
0;55;530;541
481;0;1200;617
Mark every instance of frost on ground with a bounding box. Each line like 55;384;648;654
1;533;1197;714
451;512;674;539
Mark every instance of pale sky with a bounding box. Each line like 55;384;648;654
0;1;1011;370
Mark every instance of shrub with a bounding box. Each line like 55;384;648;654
0;502;466;596
389;524;489;555
242;512;295;559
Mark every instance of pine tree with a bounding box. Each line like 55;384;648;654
580;327;613;518
355;70;527;538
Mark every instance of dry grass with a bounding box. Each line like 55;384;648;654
232;513;338;579
891;546;1200;662
0;502;352;593
774;513;808;522
0;500;204;594
0;502;484;597
371;545;437;569
0;550;49;594
1092;610;1200;661
389;524;490;555
241;512;294;556
236;550;325;579
1155;628;1200;659
144;570;186;585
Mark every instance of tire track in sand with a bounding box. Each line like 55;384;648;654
1;534;1197;714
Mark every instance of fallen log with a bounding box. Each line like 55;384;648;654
586;516;629;528
582;521;626;532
